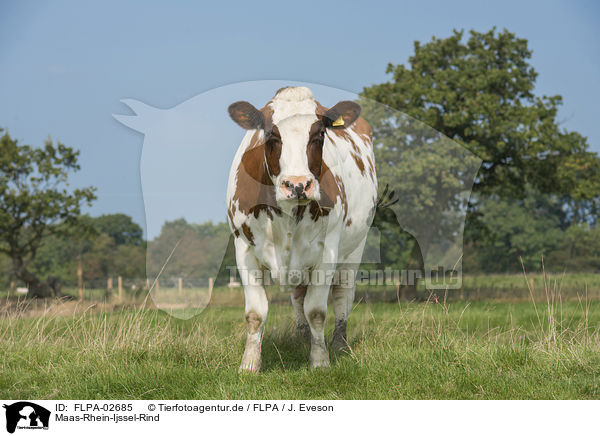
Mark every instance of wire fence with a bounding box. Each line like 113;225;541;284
2;273;599;303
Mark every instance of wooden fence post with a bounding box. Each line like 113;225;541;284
208;277;214;304
178;277;183;294
145;278;150;290
77;256;83;301
118;276;123;300
107;277;113;291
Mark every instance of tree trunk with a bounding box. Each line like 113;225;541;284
399;240;425;301
13;260;63;298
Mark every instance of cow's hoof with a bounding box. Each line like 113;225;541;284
309;346;330;369
238;358;261;374
310;357;331;370
296;324;311;344
330;337;348;353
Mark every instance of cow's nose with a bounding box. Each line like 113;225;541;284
281;176;314;199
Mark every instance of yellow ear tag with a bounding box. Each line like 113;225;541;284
332;115;345;127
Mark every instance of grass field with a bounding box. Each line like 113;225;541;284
1;292;600;399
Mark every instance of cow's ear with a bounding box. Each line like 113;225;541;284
323;101;361;129
228;101;265;130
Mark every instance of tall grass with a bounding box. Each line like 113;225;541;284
1;273;599;399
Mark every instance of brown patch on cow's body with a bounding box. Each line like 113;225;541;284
366;155;376;181
294;204;307;223
264;124;281;176
231;130;281;221
306;121;325;179
305;162;348;221
241;223;255;245
348;136;361;154
351;152;365;175
333;174;349;220
328;129;351;143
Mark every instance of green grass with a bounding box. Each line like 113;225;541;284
1;297;600;399
460;272;600;292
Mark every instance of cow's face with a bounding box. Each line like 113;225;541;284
229;90;361;204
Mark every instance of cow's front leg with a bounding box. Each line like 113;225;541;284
292;285;310;343
240;284;268;373
304;281;331;369
236;238;268;374
331;240;365;351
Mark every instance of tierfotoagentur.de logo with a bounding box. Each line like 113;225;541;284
2;402;50;434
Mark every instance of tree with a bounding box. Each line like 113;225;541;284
92;213;143;246
360;28;600;283
361;28;600;207
0;129;96;297
470;189;564;272
147;219;234;285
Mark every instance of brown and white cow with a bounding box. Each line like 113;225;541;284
227;86;377;372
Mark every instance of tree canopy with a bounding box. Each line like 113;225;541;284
362;28;600;215
93;213;144;246
361;28;600;280
0;129;96;296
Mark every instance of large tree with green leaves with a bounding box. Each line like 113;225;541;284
361;27;600;284
362;28;600;214
0;129;96;297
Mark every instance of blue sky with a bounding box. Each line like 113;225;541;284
1;0;598;237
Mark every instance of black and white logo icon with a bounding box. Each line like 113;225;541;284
3;402;50;434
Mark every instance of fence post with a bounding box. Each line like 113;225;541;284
208;277;214;304
107;277;113;291
118;276;123;300
145;278;150;290
178;277;183;294
77;256;83;301
9;281;15;296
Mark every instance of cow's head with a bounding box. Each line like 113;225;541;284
228;87;361;203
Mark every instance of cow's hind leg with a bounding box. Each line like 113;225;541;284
236;239;268;374
291;285;310;343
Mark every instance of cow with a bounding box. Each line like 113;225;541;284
226;86;377;372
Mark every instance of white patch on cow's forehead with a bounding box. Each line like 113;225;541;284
267;87;319;181
269;86;317;125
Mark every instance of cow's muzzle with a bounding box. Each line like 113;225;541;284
280;176;315;200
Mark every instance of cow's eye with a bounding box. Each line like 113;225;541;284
311;131;325;144
266;135;280;146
